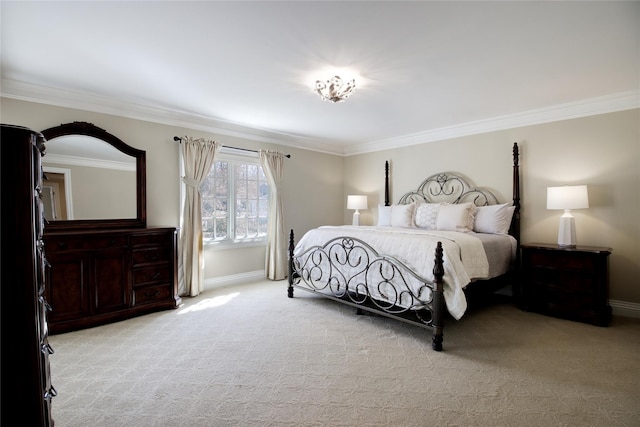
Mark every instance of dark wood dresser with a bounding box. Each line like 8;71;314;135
1;124;56;426
520;243;612;326
44;227;181;334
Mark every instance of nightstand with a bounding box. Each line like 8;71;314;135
520;243;612;326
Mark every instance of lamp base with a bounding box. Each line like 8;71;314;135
352;210;360;226
557;211;576;247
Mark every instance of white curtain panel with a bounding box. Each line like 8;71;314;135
259;150;287;280
179;137;220;296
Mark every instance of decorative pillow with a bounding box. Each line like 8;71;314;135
414;203;441;230
377;205;392;226
474;203;509;234
391;203;415;228
436;202;476;232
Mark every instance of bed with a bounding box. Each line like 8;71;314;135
287;143;521;351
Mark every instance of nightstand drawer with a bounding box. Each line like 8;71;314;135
527;268;597;294
528;251;595;271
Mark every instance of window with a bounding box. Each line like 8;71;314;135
200;154;269;245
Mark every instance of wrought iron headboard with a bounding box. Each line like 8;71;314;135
397;172;499;207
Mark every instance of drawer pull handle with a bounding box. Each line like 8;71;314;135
41;342;55;355
39;296;53;312
151;272;161;279
44;386;58;401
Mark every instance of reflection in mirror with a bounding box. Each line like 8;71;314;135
42;168;72;220
42;135;137;220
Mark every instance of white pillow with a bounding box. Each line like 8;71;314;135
474;203;509;234
414;203;441;230
436;202;476;232
377;205;392;226
391;203;415;228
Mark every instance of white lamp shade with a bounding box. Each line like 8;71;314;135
547;185;589;210
347;195;368;210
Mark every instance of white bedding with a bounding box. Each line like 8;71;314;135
294;225;515;320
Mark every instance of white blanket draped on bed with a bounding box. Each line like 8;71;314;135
294;226;491;320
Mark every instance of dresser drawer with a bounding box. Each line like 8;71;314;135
132;231;173;246
133;265;172;286
132;246;172;266
133;284;174;305
46;235;127;251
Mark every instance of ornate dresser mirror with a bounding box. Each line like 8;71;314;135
41;121;146;230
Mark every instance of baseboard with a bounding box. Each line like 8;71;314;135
203;270;265;291
610;299;640;319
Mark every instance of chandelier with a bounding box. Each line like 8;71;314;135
315;75;356;103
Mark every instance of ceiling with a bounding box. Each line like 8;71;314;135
1;1;638;156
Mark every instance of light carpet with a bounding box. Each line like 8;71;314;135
49;280;640;427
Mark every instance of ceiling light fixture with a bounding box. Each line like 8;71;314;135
315;75;356;103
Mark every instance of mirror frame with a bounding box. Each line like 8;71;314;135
41;121;147;231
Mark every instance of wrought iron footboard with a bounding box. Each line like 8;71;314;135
287;230;445;351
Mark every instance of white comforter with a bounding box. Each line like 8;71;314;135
294;226;491;320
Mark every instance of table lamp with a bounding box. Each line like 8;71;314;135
547;185;589;247
347;195;368;226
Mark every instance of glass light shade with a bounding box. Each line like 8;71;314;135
315;76;356;103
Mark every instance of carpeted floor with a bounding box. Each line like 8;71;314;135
49;280;640;426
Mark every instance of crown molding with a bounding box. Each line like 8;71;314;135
2;79;637;157
345;90;640;156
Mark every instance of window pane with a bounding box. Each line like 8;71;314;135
235;217;247;239
247;180;258;199
247;164;258;180
236;199;247;217
247;218;258;237
236;164;247;180
216;179;228;198
215;161;228;178
215;218;228;239
259;182;269;199
258;199;268;217
214;198;228;217
236;179;247;198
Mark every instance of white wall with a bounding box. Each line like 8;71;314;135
345;109;640;304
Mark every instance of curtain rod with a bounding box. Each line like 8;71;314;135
173;136;291;158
